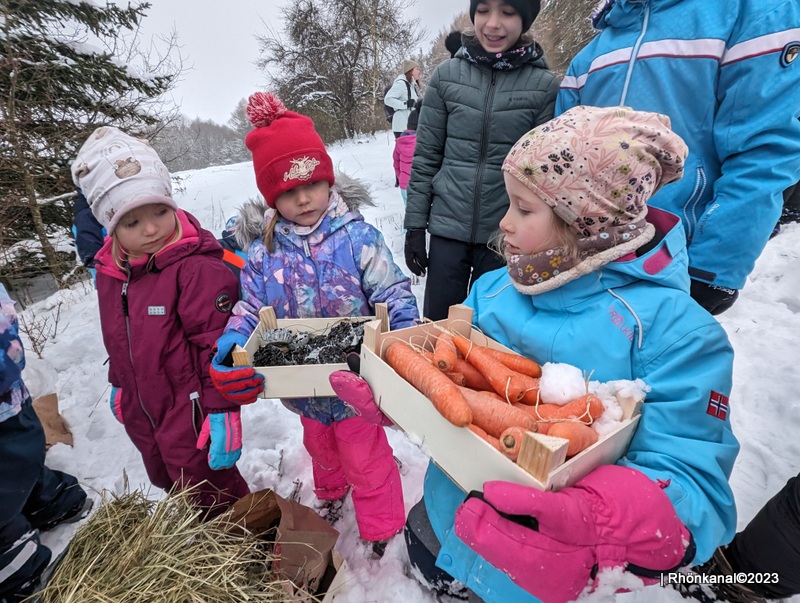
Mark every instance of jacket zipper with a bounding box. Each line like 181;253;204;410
121;274;155;429
620;0;650;106
683;167;707;243
471;70;498;244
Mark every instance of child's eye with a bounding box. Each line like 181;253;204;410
123;220;138;228
156;207;168;216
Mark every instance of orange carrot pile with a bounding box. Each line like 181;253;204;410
382;327;606;473
451;333;526;402
385;341;472;427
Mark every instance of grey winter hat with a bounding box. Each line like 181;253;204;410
402;59;420;75
469;0;541;33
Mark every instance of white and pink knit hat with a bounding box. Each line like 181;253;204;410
71;126;176;232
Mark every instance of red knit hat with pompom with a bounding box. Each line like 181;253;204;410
244;92;335;208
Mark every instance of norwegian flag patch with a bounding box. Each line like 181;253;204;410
706;391;729;421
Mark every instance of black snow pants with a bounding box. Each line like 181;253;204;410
727;472;800;599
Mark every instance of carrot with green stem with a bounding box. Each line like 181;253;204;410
433;331;458;372
458;386;537;438
452;333;526;402
385;341;472;427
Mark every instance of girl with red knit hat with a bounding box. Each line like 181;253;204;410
209;92;419;557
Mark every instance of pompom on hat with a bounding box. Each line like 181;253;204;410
244;92;335;208
71;126;176;232
470;0;541;34
502;105;689;294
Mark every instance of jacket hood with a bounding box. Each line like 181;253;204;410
235;172;375;249
94;209;223;280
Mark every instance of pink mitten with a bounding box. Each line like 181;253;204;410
454;465;692;603
329;370;393;427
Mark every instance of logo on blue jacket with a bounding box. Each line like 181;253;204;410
780;43;800;68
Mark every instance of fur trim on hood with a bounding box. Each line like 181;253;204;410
234;172;375;250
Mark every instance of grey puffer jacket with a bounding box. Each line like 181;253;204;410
405;40;560;244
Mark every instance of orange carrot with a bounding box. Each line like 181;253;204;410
433;332;458;372
514;394;604;424
468;424;501;449
451;358;494;391
444;372;467;387
459;386;538;438
452;334;526;402
499;425;536;462
482;347;542;378
548;422;599;457
516;374;541;405
385;342;472;427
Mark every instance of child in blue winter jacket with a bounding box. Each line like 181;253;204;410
389;106;739;602
209;92;419;556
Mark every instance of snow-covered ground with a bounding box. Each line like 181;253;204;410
20;131;800;602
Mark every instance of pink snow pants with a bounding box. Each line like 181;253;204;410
301;415;404;541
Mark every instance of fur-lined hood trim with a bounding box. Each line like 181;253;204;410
234;172;375;250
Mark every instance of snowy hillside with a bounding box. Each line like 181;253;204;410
20;131;800;602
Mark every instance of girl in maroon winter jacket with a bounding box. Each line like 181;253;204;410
71;126;250;517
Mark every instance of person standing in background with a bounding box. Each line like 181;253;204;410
557;0;800;315
385;60;421;187
404;0;559;320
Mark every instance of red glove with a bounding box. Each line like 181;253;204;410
209;332;264;404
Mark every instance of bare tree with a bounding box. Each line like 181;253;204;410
256;0;423;141
0;0;182;285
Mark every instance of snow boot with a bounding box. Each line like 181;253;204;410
672;546;767;603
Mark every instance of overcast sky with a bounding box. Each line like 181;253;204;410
140;0;463;125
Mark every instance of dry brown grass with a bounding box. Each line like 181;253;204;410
36;488;315;603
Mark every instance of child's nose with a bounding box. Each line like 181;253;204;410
142;219;159;234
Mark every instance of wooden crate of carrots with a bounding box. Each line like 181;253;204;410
360;304;643;493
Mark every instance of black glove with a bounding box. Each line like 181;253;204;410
406;98;416;109
404;229;429;277
690;280;739;315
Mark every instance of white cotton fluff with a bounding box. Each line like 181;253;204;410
539;362;587;404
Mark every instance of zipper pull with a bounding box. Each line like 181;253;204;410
302;237;311;257
121;281;129;317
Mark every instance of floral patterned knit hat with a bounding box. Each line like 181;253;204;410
501;105;688;294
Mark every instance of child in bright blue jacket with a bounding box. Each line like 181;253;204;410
398;106;739;603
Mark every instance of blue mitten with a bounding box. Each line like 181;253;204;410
196;411;243;470
210;331;264;405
